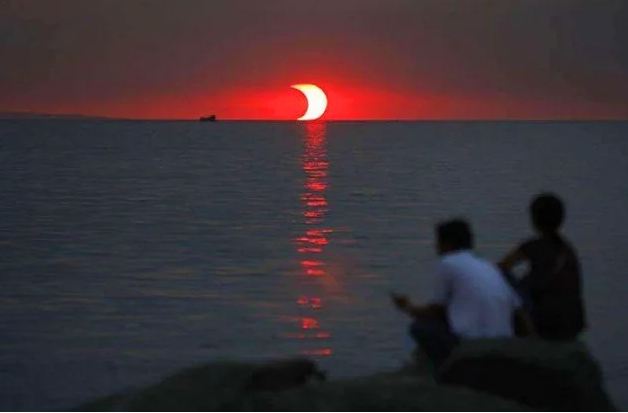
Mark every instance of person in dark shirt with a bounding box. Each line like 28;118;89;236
499;193;586;340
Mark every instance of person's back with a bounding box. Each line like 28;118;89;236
438;250;519;339
500;193;586;340
519;234;585;340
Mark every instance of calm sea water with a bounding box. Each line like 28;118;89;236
1;119;627;409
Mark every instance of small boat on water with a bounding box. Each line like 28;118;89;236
200;115;216;122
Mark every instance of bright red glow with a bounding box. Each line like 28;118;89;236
303;165;328;173
306;200;328;208
297;230;329;246
297;247;323;254
309;297;322;309
296;296;323;309
301;261;326;276
307;181;327;192
302;348;333;357
281;332;330;340
295;122;332;269
306;269;325;277
301;260;323;267
300;317;320;330
289;123;334;359
14;75;628;121
298;238;327;248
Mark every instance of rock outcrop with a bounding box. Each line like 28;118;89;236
78;359;525;411
439;338;615;411
79;339;615;411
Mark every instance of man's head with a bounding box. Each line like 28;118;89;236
530;193;564;235
436;219;473;255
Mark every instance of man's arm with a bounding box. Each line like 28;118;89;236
408;303;447;319
391;293;446;320
499;247;525;272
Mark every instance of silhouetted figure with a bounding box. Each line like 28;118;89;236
499;193;586;341
392;219;532;368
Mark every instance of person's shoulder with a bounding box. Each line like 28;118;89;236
559;236;578;252
439;250;472;264
437;251;465;272
520;236;542;249
519;236;544;257
559;236;580;261
472;254;503;275
439;250;480;273
436;255;455;272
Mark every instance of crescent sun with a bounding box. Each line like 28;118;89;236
291;84;328;121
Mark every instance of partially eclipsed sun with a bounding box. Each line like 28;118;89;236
291;84;328;121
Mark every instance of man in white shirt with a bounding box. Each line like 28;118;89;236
392;219;532;366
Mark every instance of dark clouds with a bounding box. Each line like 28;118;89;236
1;0;627;118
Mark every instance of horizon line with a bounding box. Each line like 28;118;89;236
1;112;628;123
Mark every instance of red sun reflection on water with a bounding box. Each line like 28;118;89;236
297;122;333;257
291;121;333;357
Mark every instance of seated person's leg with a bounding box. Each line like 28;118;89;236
409;317;458;366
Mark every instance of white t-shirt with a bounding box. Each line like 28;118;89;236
431;250;521;339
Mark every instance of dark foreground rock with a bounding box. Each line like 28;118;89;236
78;339;615;411
78;359;525;411
439;338;615;411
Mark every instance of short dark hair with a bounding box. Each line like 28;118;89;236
436;219;474;250
530;193;564;232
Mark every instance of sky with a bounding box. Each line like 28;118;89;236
1;0;627;120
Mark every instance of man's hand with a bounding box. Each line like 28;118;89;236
391;292;410;312
392;293;446;321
